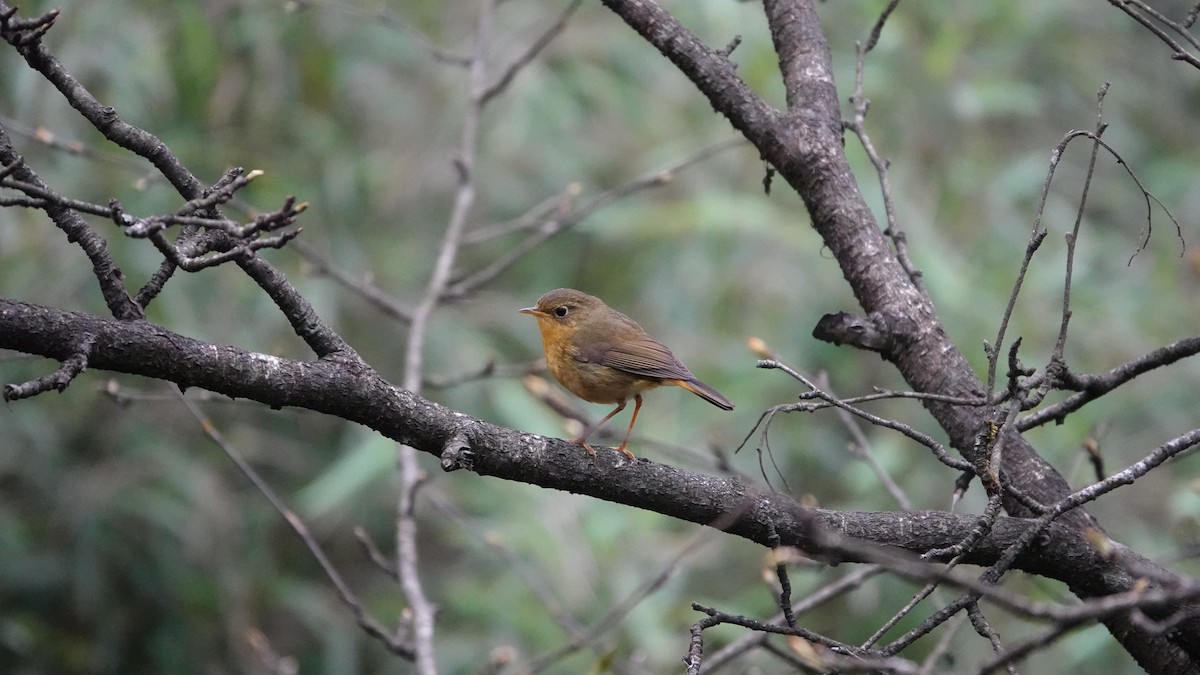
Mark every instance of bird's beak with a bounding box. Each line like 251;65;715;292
519;306;547;317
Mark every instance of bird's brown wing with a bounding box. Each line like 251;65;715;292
577;336;696;381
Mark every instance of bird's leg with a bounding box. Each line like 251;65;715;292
614;394;643;460
572;399;627;457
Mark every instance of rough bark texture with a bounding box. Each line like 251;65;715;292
0;298;1179;594
594;0;1197;671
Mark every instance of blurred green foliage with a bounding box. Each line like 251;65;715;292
1;0;1198;673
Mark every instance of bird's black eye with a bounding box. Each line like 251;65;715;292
554;305;569;318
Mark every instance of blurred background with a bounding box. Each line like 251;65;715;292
1;0;1198;672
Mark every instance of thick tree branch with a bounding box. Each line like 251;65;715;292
599;0;1071;525
596;0;1197;669
0;297;1184;586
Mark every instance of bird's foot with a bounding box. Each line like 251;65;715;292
572;438;597;456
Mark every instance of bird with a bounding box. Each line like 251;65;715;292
520;288;734;459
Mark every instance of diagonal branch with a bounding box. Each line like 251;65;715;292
595;0;1196;668
0;0;353;360
0;296;1188;591
1018;335;1200;430
0;125;142;320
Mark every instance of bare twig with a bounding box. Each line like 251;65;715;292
0;112;160;181
698;566;885;674
423;357;543;389
444;136;746;298
0;125;142;320
965;601;1017;675
393;0;588;669
754;358;973;473
1107;0;1200;68
292;240;415;323
1017;335;1200;430
390;0;499;666
176;391;415;659
282;0;471;65
845;0;924;293
478;0;584;106
986;113;1181;402
461;183;581;245
526;524;718;673
2;333;94;401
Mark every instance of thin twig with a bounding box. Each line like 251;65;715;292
698;566;885;674
283;0;471;65
393;0;502;669
444;136;746;298
478;0;584;105
1018;335;1200;430
1108;0;1200;68
845;0;923;293
755;359;973;473
815;371;912;510
292;240;415;323
175;391;414;658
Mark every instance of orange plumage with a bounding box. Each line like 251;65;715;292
520;288;733;459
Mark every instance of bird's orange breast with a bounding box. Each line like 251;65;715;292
535;316;660;404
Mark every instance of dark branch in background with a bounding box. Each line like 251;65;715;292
110;172;308;272
687;600;924;675
2;332;93;401
0;5;202;198
1;165;305;272
697;565;886;674
966;601;1015;675
1108;0;1200;68
0;1;350;360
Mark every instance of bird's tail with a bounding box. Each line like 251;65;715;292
673;378;734;411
